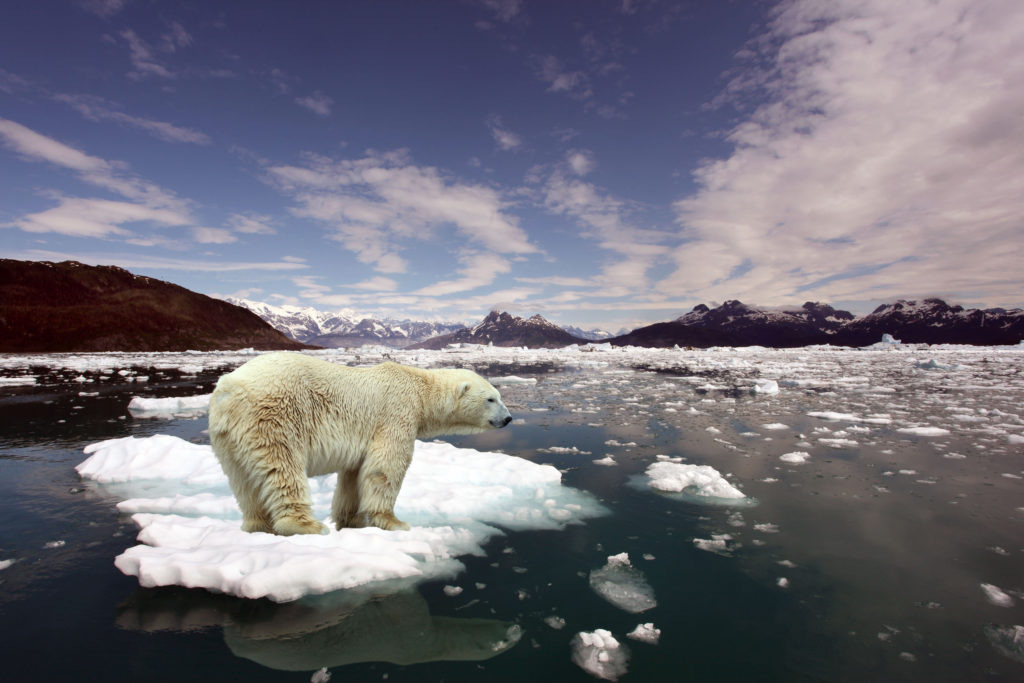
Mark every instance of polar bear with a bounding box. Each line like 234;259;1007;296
208;352;512;536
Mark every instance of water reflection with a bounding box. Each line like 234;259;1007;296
117;587;522;671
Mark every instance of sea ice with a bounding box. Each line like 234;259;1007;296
981;583;1015;608
489;376;537;385
644;462;747;501
571;629;629;681
984;624;1024;663
626;623;660;644
779;452;810;464
127;394;212;418
76;435;604;602
588;553;657;613
897;426;951;437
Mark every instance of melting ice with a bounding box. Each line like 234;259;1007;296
76;435;605;602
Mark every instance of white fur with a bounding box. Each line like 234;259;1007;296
208;353;512;535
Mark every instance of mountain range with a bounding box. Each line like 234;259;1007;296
225;297;465;348
3;259;1020;352
0;260;306;352
610;299;1024;348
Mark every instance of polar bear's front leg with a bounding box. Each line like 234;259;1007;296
356;439;413;531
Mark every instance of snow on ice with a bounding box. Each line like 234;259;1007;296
127;394;211;418
76;435;605;602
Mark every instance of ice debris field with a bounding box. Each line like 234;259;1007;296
4;338;1024;678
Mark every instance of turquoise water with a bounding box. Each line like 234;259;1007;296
1;353;1023;681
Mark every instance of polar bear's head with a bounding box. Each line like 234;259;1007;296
445;369;512;433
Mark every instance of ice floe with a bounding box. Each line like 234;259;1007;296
588;552;657;614
127;394;211;418
571;629;629;681
643;462;748;502
626;623;660;644
76;435;605;602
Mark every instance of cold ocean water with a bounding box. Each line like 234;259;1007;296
1;344;1023;682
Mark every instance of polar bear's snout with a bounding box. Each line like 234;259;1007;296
490;400;513;428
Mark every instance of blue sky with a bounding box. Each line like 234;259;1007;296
2;0;1022;330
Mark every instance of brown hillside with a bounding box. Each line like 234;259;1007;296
0;259;310;352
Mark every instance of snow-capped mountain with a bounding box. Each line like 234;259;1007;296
841;298;1024;346
562;325;623;341
612;299;1023;348
226;297;465;348
409;311;589;349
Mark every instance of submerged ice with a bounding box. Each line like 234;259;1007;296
588;552;657;614
76;435;605;602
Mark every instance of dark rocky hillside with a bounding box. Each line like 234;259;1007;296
408;311;588;349
0;259;309;352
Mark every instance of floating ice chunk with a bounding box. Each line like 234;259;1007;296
128;394;212;418
808;411;891;425
818;438;859;448
592;455;617;466
544;615;566;630
897;426;951;437
626;623;661;644
779;452;810;464
77;435;604;602
539;446;591;455
693;535;734;556
443;585;463;597
1008;435;1024;445
589;553;657;613
754;523;779;534
762;423;789;431
0;376;36;386
644;462;747;501
571;629;629;681
984;624;1024;663
489;376;537;385
981;583;1015;607
0;559;15;570
777;577;789;588
753;379;779;394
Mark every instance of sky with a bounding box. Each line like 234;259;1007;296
2;0;1022;331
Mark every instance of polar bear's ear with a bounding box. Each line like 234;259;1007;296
457;381;471;397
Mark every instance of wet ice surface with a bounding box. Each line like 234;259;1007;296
1;343;1024;681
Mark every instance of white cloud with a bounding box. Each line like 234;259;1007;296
78;0;128;17
192;226;237;244
414;251;511;296
667;0;1024;308
266;149;537;273
55;94;211;145
9;198;190;238
119;29;175;80
487;115;522;151
534;55;590;98
542;170;671;294
477;0;522;22
12;249;308;272
227;212;276;234
344;276;399;291
295;91;334;116
0;118;109;172
566;149;595;176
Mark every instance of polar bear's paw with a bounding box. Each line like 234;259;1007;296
369;512;411;532
272;516;328;536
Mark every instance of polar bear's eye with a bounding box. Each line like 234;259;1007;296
487;397;496;403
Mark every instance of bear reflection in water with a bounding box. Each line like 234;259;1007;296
117;586;522;670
